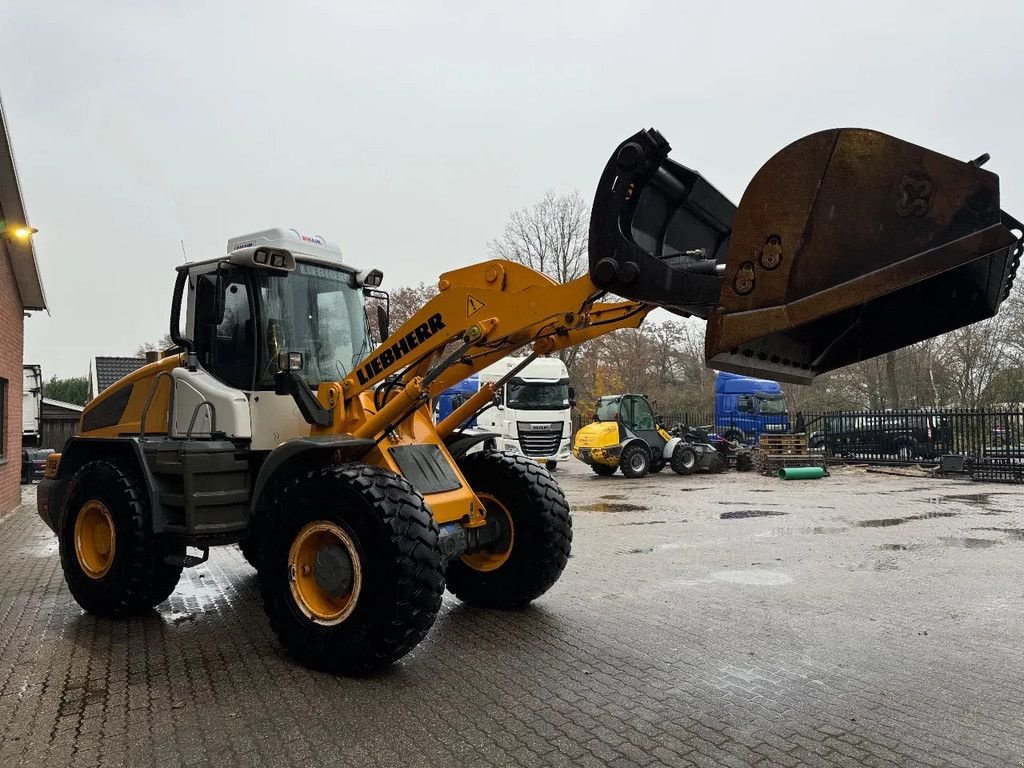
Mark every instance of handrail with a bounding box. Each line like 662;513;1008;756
185;400;217;439
138;371;176;438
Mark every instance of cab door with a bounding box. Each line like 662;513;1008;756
623;395;665;455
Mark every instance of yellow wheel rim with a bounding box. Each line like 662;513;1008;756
288;521;362;626
461;493;515;572
74;499;116;579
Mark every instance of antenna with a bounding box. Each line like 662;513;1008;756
180;239;189;261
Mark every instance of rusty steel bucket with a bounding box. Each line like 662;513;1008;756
589;128;1021;383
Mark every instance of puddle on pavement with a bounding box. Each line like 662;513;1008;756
618;520;669;526
945;493;1005;506
940;536;1003;549
855;511;956;527
763;526;846;536
618;546;655;555
720;510;788;520
576;502;648;513
600;494;626;500
975;527;1024;540
717;501;782;506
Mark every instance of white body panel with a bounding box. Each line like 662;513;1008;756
247;392;309;451
475;357;572;463
170;368;252;439
23;365;41;437
662;436;681;460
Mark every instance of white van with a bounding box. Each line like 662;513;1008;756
476;356;573;470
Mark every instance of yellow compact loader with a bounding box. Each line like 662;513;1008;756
38;128;1020;674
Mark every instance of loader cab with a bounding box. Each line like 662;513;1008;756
180;228;379;449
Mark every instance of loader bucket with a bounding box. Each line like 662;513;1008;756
590;128;1022;384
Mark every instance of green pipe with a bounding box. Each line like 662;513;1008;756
778;466;826;480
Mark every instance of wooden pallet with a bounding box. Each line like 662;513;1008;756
758;433;809;455
754;433;827;475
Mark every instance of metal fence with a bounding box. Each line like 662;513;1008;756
573;405;1024;480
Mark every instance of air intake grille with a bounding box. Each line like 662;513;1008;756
517;423;562;457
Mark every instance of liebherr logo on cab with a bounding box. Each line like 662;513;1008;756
356;313;446;385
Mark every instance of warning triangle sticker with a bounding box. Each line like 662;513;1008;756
467;294;486;317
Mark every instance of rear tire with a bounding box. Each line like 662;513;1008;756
260;464;444;675
238;536;262;571
447;452;572;609
671;445;697;475
619;443;651;478
59;459;182;617
591;463;617;476
545;460;558;471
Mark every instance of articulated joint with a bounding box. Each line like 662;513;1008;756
436;517;502;561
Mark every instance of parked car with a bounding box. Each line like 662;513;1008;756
21;448;54;484
809;413;952;460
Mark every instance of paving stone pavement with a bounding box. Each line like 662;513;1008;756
1;464;1023;767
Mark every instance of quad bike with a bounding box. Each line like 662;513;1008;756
572;393;722;477
37;127;1020;674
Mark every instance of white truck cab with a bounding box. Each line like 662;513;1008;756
476;356;573;469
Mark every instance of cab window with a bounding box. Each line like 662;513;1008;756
194;269;256;390
737;395;755;413
629;397;656;430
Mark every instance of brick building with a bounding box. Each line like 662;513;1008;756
0;97;47;514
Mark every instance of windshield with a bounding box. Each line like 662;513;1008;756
757;395;787;414
594;397;620;421
506;378;570;410
255;262;371;388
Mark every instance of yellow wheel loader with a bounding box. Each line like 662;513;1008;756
37;128;1020;674
573;393;723;478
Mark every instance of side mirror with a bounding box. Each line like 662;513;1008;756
196;272;226;326
568;386;577;408
376;304;390;341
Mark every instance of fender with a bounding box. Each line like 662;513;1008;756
662;436;682;460
442;428;501;460
40;437;160;534
251;435;376;514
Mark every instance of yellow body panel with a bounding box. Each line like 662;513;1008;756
572;421;621;467
79;354;183;438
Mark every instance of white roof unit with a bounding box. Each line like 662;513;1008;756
226;227;343;263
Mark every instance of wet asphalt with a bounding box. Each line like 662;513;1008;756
1;463;1023;767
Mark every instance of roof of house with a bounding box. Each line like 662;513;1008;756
42;397;85;413
90;356;146;396
0;93;46;311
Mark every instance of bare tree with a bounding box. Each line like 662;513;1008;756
487;190;590;368
135;333;175;358
487;190;589;283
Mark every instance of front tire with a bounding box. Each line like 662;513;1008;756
447;452;572;609
671;445;697;475
260;464;444;675
619;443;651;478
59;459;182;617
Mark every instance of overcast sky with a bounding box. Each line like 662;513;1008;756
4;0;1024;379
